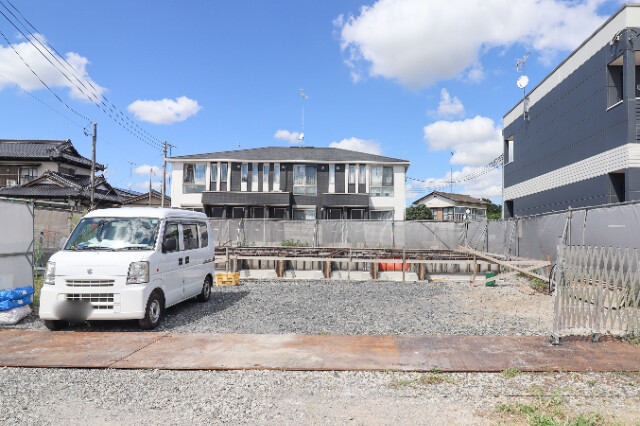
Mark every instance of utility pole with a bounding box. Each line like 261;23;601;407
161;141;176;208
450;151;453;193
90;122;97;209
162;141;167;208
149;168;153;207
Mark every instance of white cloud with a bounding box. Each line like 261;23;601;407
423;115;502;166
329;137;383;155
133;165;162;176
436;88;464;118
127;96;201;125
337;0;610;88
274;129;301;144
407;167;502;202
0;35;105;100
466;65;485;83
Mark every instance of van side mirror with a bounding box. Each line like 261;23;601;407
163;237;177;253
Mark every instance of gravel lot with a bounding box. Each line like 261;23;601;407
1;368;639;425
4;278;638;425
9;277;552;335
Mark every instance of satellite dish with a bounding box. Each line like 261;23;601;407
298;133;304;140
517;75;529;89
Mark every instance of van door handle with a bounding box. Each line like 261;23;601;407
178;258;183;265
185;256;190;264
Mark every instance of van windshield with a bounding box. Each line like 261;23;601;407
65;217;160;251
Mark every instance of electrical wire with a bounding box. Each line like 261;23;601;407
407;154;503;192
0;1;165;151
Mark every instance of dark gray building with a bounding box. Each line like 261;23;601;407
168;146;410;220
502;4;640;217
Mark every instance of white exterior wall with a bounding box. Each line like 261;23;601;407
369;165;407;220
170;163;204;209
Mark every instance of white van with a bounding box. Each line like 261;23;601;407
39;208;215;330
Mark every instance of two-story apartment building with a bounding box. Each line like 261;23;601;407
168;146;410;220
503;4;640;217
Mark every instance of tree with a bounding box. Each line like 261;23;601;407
482;198;502;220
405;204;433;220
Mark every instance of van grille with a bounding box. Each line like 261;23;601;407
66;279;115;287
66;293;115;310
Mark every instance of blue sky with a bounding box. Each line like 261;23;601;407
0;0;624;202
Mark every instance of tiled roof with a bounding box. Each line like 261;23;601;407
0;170;122;203
0;139;104;170
413;191;490;206
169;146;410;164
122;189;171;204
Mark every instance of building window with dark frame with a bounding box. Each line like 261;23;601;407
241;164;248;182
293;165;317;195
293;208;316;220
221;163;228;183
358;165;366;185
370;210;393;220
370;166;394;196
183;163;206;193
210;163;218;184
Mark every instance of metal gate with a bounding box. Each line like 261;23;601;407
551;245;640;342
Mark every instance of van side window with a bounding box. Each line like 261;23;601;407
163;223;180;252
199;223;208;248
182;224;199;250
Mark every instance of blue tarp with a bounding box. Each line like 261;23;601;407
0;286;34;311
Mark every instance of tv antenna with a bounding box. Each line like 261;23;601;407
515;52;531;120
298;89;308;146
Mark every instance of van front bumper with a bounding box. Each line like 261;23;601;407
39;278;152;321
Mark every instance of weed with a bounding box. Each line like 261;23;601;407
32;276;44;308
280;239;311;247
502;368;522;378
622;333;640;347
586;379;597;387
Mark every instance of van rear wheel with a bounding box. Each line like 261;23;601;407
139;290;163;330
43;319;68;331
197;275;212;302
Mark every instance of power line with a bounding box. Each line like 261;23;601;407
0;1;165;151
407;154;503;192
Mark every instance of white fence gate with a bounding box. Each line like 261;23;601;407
551;245;640;342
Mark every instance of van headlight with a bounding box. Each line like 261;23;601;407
44;262;56;285
127;261;149;284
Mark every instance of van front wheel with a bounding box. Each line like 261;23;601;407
139;291;163;330
43;319;68;331
197;275;212;302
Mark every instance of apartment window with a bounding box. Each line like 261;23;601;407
273;163;280;190
293;209;316;220
221;163;228;182
348;165;356;184
263;163;269;191
293;165;317;195
607;63;623;107
358;165;366;184
210;163;218;183
370;210;393;220
183;163;206;193
370;166;394;196
329;164;335;185
19;167;37;185
252;163;258;191
241;164;248;182
504;136;514;165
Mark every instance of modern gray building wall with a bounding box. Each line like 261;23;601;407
503;7;640;217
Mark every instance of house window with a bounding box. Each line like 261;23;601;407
263;163;269;192
241;164;248;182
370;166;394;196
273;163;280;190
293;208;316;220
221;163;228;182
443;207;454;221
210;163;218;184
183;163;206;193
348;165;356;184
370;210;393;220
19;167;37;185
359;165;366;184
252;163;258;191
293;165;317;195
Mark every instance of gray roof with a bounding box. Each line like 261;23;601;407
169;146;410;164
0;139;104;170
0;170;121;203
413;191;490;206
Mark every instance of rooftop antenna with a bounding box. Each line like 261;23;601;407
237;141;241;149
515;52;531;121
298;89;308;146
127;161;136;190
